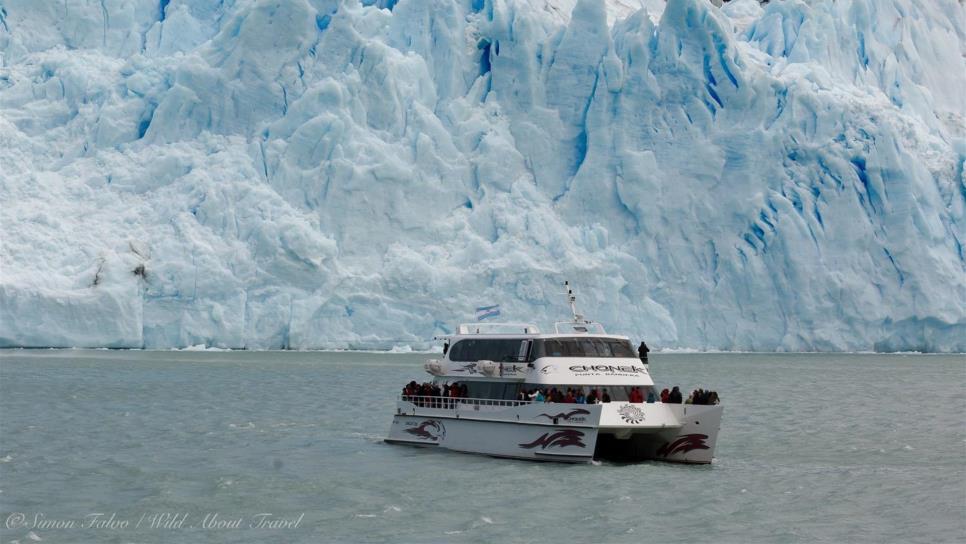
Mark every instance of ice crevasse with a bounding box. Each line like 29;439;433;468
0;0;963;351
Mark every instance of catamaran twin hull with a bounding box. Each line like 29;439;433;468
387;400;722;464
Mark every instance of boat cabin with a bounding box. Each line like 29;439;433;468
410;321;654;404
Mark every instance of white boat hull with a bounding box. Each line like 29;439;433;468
386;400;722;464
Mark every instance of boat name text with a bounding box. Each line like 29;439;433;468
568;364;647;374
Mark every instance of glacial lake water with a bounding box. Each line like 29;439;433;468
0;350;963;544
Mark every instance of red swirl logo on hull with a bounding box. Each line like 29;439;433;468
518;429;586;449
657;434;709;457
404;420;446;441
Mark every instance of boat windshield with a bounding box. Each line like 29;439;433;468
532;337;635;358
448;338;529;362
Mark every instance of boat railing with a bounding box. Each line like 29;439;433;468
400;395;531;409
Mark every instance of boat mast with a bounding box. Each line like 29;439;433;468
564;280;584;323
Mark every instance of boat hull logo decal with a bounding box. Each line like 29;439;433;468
656;434;709;457
404;420;446;441
618;405;645;424
518;430;586;449
536;409;591;422
501;364;526;376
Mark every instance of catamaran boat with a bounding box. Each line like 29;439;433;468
386;283;723;464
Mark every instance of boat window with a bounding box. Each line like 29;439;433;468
591;338;617;356
462;381;523;400
448;339;529;362
532;338;635;358
578;338;598;356
540;339;563;357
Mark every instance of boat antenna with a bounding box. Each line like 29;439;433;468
564;280;584;322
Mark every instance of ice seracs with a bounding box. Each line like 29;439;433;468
0;0;963;351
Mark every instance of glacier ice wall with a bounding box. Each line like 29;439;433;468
0;0;963;351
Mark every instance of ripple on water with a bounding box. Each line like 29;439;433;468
0;350;963;544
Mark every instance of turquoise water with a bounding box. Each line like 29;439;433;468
0;350;963;543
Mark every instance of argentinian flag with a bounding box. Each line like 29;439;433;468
475;305;501;321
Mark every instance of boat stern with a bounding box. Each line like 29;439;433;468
595;402;723;464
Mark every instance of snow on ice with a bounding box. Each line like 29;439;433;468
0;0;963;351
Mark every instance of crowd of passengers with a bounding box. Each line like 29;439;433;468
519;387;613;404
658;387;720;405
517;386;719;405
402;381;719;406
403;380;469;406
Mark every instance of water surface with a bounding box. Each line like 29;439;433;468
1;350;963;543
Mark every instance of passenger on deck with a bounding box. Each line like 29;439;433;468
647;389;657;403
601;389;611;403
638;341;649;363
565;389;575;403
628;387;643;403
660;388;670;403
669;386;682;403
686;389;720;405
587;389;599;404
575;390;586;404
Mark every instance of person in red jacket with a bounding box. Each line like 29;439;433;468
628;387;642;403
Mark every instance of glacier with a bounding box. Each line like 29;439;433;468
0;0;963;351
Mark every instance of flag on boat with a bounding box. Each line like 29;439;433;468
476;305;501;321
